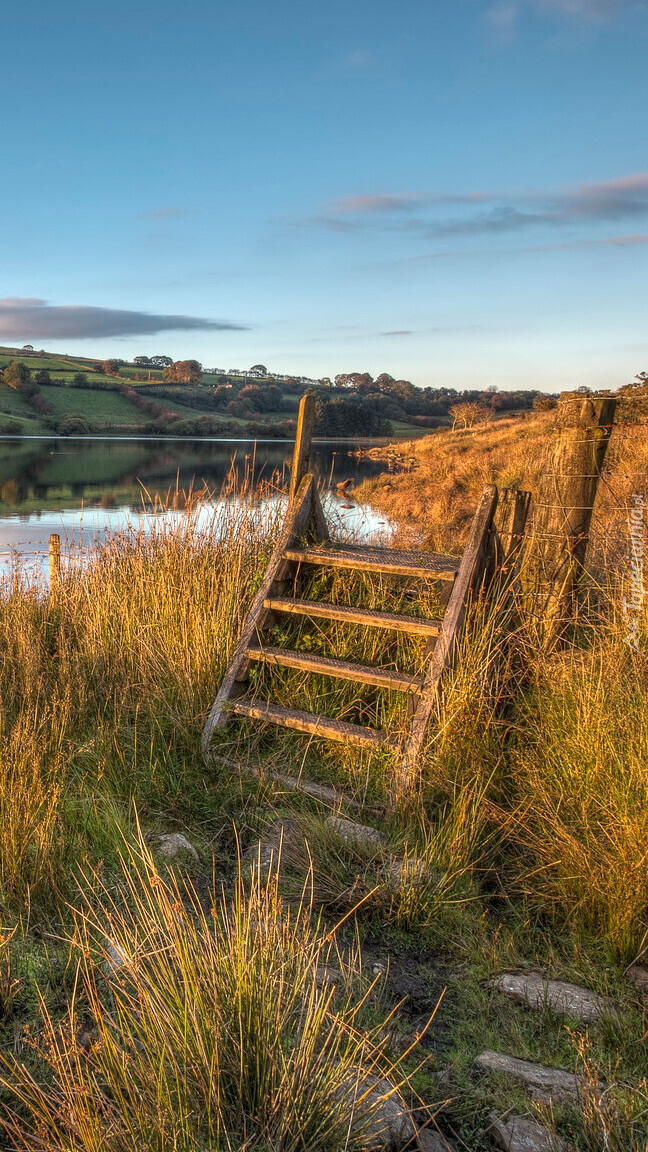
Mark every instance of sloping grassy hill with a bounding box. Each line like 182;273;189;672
38;384;151;425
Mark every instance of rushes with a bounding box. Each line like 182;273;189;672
0;704;68;904
0;841;425;1152
505;605;648;958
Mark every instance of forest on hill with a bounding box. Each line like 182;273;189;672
0;346;547;438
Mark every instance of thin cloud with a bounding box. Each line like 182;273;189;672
0;299;249;340
484;2;520;40
313;172;648;240
341;48;376;71
313;190;490;231
138;208;194;221
381;329;414;336
330;194;425;215
534;0;638;18
484;0;640;32
528;232;648;250
409;232;648;262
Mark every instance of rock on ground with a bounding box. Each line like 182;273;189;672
489;972;616;1023
474;1051;584;1103
155;833;198;861
384;857;439;889
626;965;648;994
245;819;300;873
489;1113;568;1152
103;938;129;975
327;816;388;849
340;1068;416;1150
315;965;341;987
417;1129;457;1151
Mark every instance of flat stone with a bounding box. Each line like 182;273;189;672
384;857;439;889
626;965;648;993
246;819;300;872
103;938;129;975
489;1113;568;1152
315;965;341;987
474;1052;583;1103
417;1130;457;1151
156;833;198;862
489;972;616;1023
339;1069;416;1149
327;816;388;849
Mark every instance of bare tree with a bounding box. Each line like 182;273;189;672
448;401;490;430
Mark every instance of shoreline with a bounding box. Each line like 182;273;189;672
0;433;405;445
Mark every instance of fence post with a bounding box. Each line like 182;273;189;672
49;533;61;588
289;393;316;504
526;391;617;641
489;487;532;587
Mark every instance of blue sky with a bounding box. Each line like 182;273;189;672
0;0;646;391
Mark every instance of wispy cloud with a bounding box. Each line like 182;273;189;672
484;2;520;41
482;0;641;40
434;172;648;237
534;0;639;18
310;172;648;241
0;299;248;340
138;208;194;221
528;231;648;250
408;232;648;262
329;194;425;215
341;48;376;72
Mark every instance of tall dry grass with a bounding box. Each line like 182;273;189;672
0;486;283;909
355;411;648;573
0;840;428;1152
355;413;550;552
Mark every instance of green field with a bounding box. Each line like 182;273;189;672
0;346;439;439
38;384;150;424
0;350;91;373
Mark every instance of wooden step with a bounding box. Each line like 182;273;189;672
244;644;424;693
227;699;397;750
264;597;441;637
283;543;459;581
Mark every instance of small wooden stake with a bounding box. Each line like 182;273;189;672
49;533;61;588
526;391;617;641
289;393;316;503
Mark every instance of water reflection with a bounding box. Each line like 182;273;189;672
0;436;394;567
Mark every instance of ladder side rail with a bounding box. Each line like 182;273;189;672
397;483;499;792
202;473;316;751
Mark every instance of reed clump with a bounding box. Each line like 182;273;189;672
0;840;428;1152
0;488;283;908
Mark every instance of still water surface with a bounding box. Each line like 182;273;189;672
0;436;394;567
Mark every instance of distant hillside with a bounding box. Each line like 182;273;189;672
0;346;544;439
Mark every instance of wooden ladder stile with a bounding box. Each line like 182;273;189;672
396;483;498;793
201;394;528;795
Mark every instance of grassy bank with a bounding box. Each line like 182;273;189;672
354;412;648;577
0;435;646;1148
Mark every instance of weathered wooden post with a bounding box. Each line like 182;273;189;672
49;533;61;588
526;391;617;642
289;393;317;504
489;487;532;587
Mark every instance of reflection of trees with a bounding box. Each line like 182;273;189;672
0;435;392;515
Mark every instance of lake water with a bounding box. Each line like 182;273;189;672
0;436;395;570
